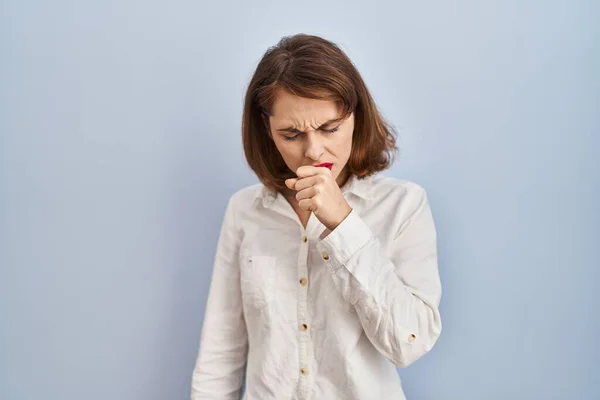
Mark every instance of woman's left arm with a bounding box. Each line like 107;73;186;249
316;185;442;368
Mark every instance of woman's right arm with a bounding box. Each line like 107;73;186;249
191;194;248;400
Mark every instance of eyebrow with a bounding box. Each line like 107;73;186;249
276;118;342;134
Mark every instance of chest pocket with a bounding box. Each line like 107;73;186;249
240;254;277;315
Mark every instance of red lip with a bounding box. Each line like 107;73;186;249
315;162;333;170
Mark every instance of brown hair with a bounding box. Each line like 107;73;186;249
242;33;398;193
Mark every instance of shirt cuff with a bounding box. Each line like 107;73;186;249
316;208;373;272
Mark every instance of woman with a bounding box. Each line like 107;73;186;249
191;34;442;400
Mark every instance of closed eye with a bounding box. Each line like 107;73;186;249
283;126;340;141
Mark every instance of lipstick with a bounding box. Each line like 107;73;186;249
315;162;333;170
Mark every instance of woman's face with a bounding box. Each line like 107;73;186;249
267;89;354;188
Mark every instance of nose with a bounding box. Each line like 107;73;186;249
304;132;325;161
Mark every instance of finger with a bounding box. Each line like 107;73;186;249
294;175;319;192
285;178;298;189
298;198;315;212
295;165;326;178
295;186;317;202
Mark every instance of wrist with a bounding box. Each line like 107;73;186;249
328;205;353;231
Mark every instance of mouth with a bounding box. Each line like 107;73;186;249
314;162;333;170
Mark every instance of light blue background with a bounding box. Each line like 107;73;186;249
1;1;598;399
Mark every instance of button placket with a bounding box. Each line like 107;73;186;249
297;231;311;399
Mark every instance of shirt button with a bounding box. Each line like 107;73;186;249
299;277;308;286
300;368;308;375
300;323;308;331
408;333;416;343
321;251;329;260
302;235;308;243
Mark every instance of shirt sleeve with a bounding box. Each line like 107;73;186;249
316;186;442;367
191;194;248;399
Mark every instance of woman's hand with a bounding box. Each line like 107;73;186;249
285;166;352;231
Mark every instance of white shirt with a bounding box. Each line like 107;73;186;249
191;173;442;400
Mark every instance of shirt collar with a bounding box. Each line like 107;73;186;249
253;173;375;209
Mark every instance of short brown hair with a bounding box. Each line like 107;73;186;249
242;33;398;193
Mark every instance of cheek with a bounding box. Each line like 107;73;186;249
334;129;353;154
275;140;301;162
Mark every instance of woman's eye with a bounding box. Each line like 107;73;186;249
283;127;339;141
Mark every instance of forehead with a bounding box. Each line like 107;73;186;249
270;89;341;122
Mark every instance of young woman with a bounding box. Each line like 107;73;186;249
191;33;442;400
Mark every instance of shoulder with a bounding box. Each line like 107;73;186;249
367;174;432;229
370;174;428;206
225;182;264;213
361;175;436;238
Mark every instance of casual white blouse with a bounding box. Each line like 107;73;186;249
191;173;442;400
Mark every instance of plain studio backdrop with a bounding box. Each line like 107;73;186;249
1;1;598;399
